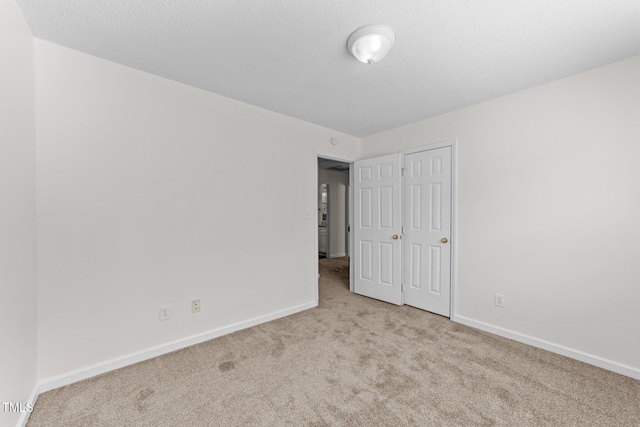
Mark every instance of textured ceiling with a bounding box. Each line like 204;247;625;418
17;0;640;137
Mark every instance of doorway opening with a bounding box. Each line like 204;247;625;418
316;155;353;299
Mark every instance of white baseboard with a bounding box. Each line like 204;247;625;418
453;315;640;380
38;301;318;393
328;253;347;258
15;382;39;427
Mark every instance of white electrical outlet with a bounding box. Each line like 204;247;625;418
494;293;505;308
192;299;201;313
159;305;171;320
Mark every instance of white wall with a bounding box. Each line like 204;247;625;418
0;1;38;426
318;169;349;257
34;39;360;380
362;56;640;372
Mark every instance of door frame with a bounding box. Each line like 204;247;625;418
314;151;355;301
400;139;457;318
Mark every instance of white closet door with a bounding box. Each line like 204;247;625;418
353;154;402;305
402;147;452;316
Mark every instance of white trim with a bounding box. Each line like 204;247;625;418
328;253;347;258
348;164;354;292
38;301;317;393
313;152;319;302
400;139;457;155
453;315;640;380
16;383;39;427
399;152;406;302
450;140;458;321
314;151;357;164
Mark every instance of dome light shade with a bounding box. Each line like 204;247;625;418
347;25;396;64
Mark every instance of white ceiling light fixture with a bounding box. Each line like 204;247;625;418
347;24;396;65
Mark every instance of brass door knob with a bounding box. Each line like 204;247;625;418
392;234;399;240
441;237;448;243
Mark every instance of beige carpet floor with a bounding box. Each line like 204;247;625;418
29;257;639;426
